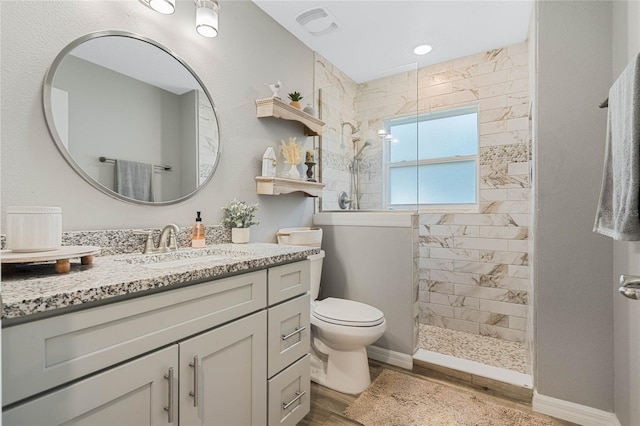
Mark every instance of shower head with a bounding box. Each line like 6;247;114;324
341;120;360;134
354;139;372;160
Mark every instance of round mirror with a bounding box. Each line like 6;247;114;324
43;31;220;205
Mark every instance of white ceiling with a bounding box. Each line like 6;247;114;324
71;35;202;95
252;0;533;83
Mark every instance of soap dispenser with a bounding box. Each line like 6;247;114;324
191;211;205;248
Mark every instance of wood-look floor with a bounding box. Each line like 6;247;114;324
299;359;576;426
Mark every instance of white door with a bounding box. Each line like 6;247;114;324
613;242;640;426
179;310;267;426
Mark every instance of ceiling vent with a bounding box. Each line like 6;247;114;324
295;7;340;37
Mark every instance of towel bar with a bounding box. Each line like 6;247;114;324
99;156;171;171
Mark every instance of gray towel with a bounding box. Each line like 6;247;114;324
594;53;640;240
115;159;155;202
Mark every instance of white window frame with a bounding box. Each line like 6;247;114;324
383;104;480;212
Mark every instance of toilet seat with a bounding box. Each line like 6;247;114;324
312;297;384;327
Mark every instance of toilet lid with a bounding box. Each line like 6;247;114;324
313;297;384;327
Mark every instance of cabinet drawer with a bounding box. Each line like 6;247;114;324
3;270;267;406
267;260;310;305
268;354;310;426
268;294;310;378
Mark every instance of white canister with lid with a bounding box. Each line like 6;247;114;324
6;206;62;252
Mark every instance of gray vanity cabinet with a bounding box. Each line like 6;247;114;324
3;312;267;426
2;260;312;425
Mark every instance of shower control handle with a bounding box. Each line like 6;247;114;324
619;275;640;300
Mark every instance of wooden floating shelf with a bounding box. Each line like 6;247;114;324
255;176;325;197
255;97;325;136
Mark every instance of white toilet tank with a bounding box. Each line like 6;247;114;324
308;250;325;300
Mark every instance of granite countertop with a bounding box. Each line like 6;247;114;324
1;243;319;321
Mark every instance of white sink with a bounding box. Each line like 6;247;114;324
141;254;233;270
117;247;251;269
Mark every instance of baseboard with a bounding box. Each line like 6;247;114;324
366;345;413;370
533;392;621;426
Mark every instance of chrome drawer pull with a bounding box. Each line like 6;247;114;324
619;275;640;300
282;391;306;410
189;356;199;407
163;368;174;423
282;326;306;341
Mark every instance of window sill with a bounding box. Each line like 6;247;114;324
388;204;480;214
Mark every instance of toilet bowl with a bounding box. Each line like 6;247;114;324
307;250;386;394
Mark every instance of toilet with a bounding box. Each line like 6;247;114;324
308;251;386;394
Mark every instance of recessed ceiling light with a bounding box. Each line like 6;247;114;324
413;44;433;55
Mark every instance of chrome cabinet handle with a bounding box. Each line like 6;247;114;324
163;368;174;423
619;275;640;300
282;326;306;341
282;391;306;410
189;356;199;407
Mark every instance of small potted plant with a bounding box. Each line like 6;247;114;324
221;199;259;243
288;91;304;109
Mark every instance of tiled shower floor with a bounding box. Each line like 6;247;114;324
418;324;529;374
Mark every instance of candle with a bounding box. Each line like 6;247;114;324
305;150;315;163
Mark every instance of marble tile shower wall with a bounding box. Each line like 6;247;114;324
315;54;359;211
355;70;418;210
198;91;218;184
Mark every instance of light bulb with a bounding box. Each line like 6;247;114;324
413;44;433;55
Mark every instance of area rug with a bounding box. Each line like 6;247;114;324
344;369;555;426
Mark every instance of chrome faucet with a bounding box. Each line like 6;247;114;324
134;224;180;254
158;223;180;252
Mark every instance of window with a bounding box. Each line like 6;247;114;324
385;105;478;209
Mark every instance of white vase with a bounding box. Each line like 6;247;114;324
283;164;300;179
303;103;317;117
231;227;250;244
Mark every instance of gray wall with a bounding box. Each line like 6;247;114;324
612;2;640;425
535;0;614;411
1;0;316;239
320;225;415;355
54;55;186;200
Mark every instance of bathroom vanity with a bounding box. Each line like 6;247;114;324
2;243;316;425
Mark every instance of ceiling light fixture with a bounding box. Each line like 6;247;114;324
413;44;433;55
148;0;175;15
139;0;219;38
195;0;219;38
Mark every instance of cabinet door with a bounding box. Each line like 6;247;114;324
3;346;178;426
179;310;267;426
